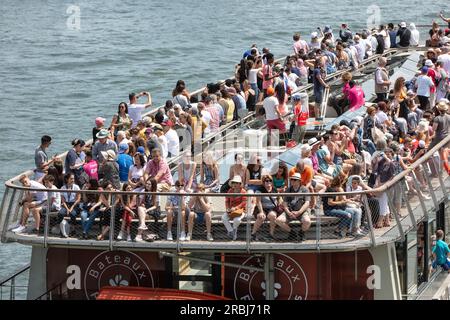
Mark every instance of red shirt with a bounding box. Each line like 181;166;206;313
226;188;247;210
294;102;309;126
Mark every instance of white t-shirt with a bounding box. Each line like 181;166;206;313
263;96;279;121
380;30;390;49
158;134;168;158
201;110;212;135
129;165;144;181
248;69;260;84
415;75;434;97
61;184;80;203
127;103;146;128
438;54;450;75
165;129;180;157
30;180;47;202
49;185;61;211
375;111;389;126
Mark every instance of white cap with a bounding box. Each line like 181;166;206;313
230;175;242;184
419;140;426;148
311;32;318;38
424;59;434;67
400;22;406;28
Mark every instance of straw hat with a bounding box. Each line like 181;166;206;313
437;101;449;112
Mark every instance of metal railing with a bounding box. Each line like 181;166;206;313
0;264;30;300
1;134;449;252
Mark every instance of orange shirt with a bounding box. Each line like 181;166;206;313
288;166;313;186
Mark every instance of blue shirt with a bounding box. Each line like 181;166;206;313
116;153;133;182
433;240;450;265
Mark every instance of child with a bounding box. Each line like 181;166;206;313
431;230;450;273
291;94;308;144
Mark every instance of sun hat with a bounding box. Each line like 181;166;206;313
308;137;320;146
301;144;312;153
417;120;429;132
290;173;301;180
437;101;449;112
100;150;116;161
96;129;109;139
95;117;106;126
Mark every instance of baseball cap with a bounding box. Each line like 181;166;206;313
290;173;301;180
400;22;406;28
137;146;145;154
421;66;429;73
118;142;129;153
424;59;434;67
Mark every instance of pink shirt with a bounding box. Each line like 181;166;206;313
342;83;350;96
348;86;365;111
145;158;173;185
83;160;98;180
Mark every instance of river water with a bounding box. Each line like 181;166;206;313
0;0;444;287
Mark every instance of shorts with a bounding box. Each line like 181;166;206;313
266;119;286;133
314;88;324;103
279;210;310;223
192;211;206;223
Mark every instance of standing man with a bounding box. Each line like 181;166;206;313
396;22;411;48
92;129;118;163
313;58;329;120
339;24;353;42
415;66;435;110
374;57;390;102
128;91;152;128
34;135;57;180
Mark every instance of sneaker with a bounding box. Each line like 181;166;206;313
352;230;365;237
179;231;186;241
127;235;132;242
207;233;214;242
8;222;21;231
137;225;148;231
135;235;143;242
167;231;173;241
232;229;238;241
185;233;191;241
117;231;123;241
12;225;26;234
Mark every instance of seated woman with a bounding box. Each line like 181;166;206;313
272;162;288;192
187;184;213;242
223;175;247;241
96;182;121;241
200;151;220;193
165;180;189;241
135;178;159;241
128;153;146;190
178;151;197;192
321;175;353;238
117;183;138;242
250;175;282;241
246;154;262;192
58;173;81;237
80;179;103;239
228;153;248;188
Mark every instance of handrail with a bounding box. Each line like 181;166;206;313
0;264;30;286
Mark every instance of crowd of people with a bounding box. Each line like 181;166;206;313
9;18;450;244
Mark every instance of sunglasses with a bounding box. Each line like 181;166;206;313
264;180;272;183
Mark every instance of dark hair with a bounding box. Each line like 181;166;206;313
134;153;145;167
349;80;356;88
71;138;85;147
41;135;52;145
190;95;198;103
388;23;394;29
43;174;55;183
129;92;137;101
275;82;286;105
85;150;93;158
118;102;128;114
64;173;74;184
154;111;164;124
88;179;99;190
